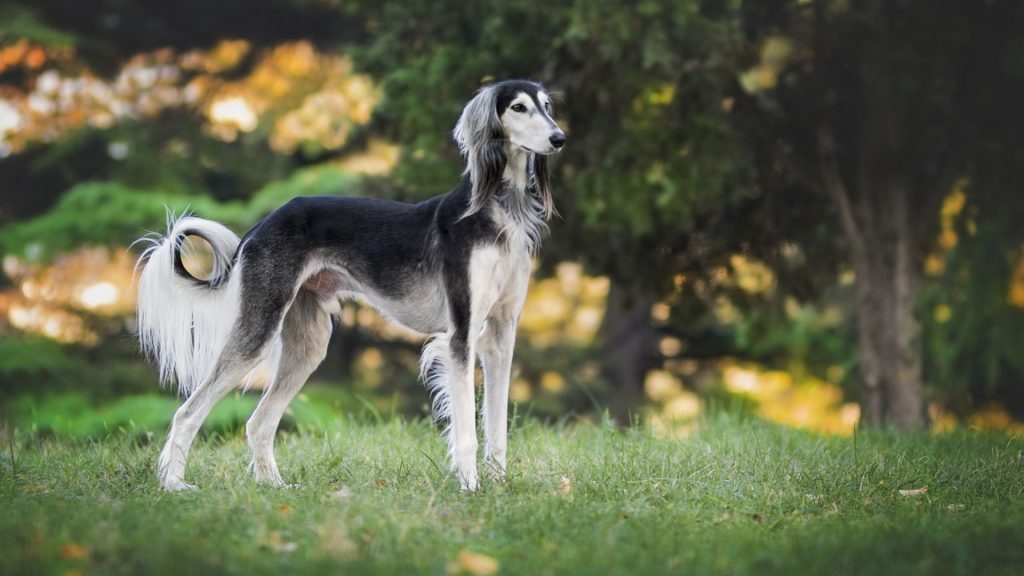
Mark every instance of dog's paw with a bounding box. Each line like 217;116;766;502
161;478;197;492
483;460;507;483
459;473;479;492
250;459;286;487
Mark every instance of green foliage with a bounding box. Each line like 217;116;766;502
3;392;178;438
2;385;361;439
355;0;753;287
0;336;81;383
4;0;1024;419
0;4;76;46
1;420;1022;574
923;216;1024;415
0;182;220;262
0;335;162;399
0;164;362;263
733;296;858;393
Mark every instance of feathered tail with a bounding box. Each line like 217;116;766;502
135;215;242;397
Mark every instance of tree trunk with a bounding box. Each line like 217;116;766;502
600;281;657;425
887;185;925;428
820;126;925;429
852;230;924;429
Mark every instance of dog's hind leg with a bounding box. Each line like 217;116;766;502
157;275;295;491
246;290;332;487
157;341;270;491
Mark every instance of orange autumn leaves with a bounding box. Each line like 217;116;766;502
0;39;378;158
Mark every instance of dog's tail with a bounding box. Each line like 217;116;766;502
135;214;242;397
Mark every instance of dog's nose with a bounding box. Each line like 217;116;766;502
550;132;566;149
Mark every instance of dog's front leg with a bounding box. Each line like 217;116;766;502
479;254;529;480
480;318;515;480
447;327;479;491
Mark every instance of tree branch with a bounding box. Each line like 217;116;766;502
817;123;865;255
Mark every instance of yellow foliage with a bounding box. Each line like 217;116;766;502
928;403;958;433
941;186;967;219
650;302;671;323
644;370;683;402
449;550;500;576
712;295;741;324
355;348;384;388
738;66;778;94
928;182;969;273
738;37;793;95
1009;258;1024;308
664;392;702;420
2;247;136;345
0;40;379;156
730;254;776;295
761;36;794;67
336;139;401;175
659;336;684;357
540;371;567;393
510;378;533;402
938;229;958;251
519;261;607;347
721;361;858;435
646;83;676;106
924;253;945;277
968;405;1024;434
58;542;89;560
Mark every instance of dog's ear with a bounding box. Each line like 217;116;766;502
531;153;557;220
453;86;506;217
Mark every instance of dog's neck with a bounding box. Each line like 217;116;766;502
493;145;546;253
502;146;532;193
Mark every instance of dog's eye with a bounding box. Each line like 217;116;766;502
511;103;527;113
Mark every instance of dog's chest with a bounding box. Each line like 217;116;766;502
468;245;531;319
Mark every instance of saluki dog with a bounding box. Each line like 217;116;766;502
135;80;566;491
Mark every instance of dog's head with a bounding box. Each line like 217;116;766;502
454;80;565;219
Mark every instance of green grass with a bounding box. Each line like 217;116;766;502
1;415;1022;575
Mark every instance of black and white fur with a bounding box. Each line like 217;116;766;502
135;80;565;491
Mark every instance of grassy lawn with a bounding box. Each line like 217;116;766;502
1;415;1022;575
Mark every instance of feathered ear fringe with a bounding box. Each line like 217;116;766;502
531;153;557;220
453;86;507;217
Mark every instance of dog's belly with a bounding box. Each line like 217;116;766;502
302;268;448;335
364;289;449;335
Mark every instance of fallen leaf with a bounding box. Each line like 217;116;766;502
898;486;928;497
558;476;572;496
277;504;294;515
265;531;298;553
317;524;359;560
58;542;89;560
448;550;500;575
376;478;388;487
329;486;353;501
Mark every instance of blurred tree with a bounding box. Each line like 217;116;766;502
352;0;758;419
0;0;365;225
735;0;1024;427
5;0;1023;426
0;2;385;394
